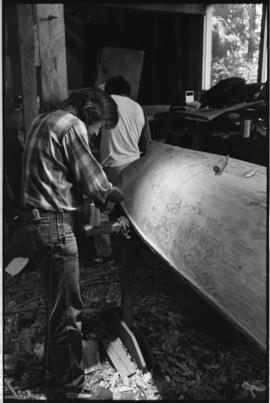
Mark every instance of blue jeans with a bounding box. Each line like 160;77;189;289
25;210;85;394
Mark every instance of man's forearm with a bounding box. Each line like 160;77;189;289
139;114;151;154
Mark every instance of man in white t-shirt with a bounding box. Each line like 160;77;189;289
100;76;151;182
94;76;151;263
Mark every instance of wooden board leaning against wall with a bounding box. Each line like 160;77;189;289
119;141;266;350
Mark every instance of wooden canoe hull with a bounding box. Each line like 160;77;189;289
119;141;266;350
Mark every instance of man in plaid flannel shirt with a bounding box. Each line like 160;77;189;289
21;87;124;399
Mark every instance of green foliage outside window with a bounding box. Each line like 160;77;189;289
211;4;262;86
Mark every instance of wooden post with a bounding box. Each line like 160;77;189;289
17;5;38;135
5;5;23;116
35;4;68;112
120;236;135;327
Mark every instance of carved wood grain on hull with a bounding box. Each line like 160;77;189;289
119;141;266;350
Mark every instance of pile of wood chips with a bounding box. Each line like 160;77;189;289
3;241;267;400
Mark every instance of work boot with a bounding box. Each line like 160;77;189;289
92;255;114;265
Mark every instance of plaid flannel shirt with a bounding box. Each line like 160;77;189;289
22;110;112;211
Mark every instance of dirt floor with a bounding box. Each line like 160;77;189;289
3;234;267;401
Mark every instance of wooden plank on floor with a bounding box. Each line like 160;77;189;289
104;337;136;379
105;309;147;371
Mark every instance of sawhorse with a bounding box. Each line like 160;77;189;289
83;218;152;372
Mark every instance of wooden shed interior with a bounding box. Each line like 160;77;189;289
64;4;204;103
2;3;268;400
4;2;268;208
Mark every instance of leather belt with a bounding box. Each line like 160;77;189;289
25;208;75;222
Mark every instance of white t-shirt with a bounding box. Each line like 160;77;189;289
100;95;145;168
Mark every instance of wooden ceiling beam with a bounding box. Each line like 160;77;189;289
94;3;206;15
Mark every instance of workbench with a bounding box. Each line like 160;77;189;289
152;100;267;154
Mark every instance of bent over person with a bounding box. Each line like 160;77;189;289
93;76;151;263
21;87;124;400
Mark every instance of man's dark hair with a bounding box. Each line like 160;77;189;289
61;87;118;129
105;76;131;96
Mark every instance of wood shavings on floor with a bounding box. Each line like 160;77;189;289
3;242;267;400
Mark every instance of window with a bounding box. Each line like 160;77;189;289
259;6;268;83
202;3;267;89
